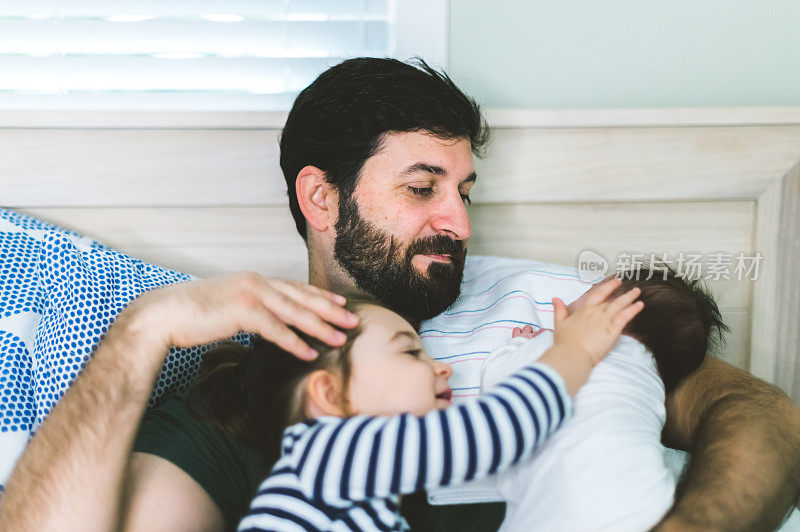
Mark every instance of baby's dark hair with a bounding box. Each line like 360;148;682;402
187;300;368;465
609;263;731;392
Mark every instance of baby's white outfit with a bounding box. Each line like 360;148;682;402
431;330;676;532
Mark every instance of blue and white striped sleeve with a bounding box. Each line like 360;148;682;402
293;362;572;505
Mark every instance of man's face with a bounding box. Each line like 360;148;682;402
333;131;476;322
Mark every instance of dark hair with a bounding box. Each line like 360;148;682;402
611;263;731;392
187;303;365;465
280;57;490;241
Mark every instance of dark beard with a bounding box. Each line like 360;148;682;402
333;195;467;323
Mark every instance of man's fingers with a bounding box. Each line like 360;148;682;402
308;284;348;305
606;286;641;316
233;305;318;360
585;277;623;306
258;317;318;360
512;327;522;337
612;300;645;331
271;281;358;329
522;325;534;333
279;279;348;306
265;290;348;347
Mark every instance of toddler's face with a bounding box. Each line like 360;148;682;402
346;304;453;416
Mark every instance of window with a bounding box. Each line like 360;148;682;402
0;0;447;110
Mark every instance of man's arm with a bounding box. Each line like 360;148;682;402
0;310;163;531
121;452;226;532
659;355;800;531
0;274;357;532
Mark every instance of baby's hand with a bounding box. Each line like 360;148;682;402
512;325;536;339
551;278;643;366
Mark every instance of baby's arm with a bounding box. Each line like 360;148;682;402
288;279;642;503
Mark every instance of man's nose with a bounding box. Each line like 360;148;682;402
434;360;453;380
430;190;471;241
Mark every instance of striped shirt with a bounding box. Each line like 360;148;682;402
238;363;571;532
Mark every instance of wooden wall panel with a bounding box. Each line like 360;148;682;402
2;130;284;206
473;126;800;202
5;125;800;207
22;206;304;248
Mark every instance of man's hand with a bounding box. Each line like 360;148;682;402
129;272;359;360
0;272;359;532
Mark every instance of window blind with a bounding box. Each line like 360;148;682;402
0;0;394;110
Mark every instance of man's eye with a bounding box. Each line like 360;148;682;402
404;349;421;358
408;186;472;205
408;186;434;197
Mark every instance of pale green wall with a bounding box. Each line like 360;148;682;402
448;1;800;108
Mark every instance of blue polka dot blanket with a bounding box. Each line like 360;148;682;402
0;208;248;491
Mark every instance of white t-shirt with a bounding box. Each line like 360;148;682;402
482;332;676;531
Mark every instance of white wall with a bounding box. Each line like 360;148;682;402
449;1;800;109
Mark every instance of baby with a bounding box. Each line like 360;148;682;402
188;279;642;531
436;265;730;531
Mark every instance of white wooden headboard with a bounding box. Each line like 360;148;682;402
2;108;798;402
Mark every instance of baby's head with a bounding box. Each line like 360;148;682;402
609;263;730;392
189;300;452;463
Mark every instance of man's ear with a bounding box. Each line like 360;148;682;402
296;165;337;234
304;370;347;417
